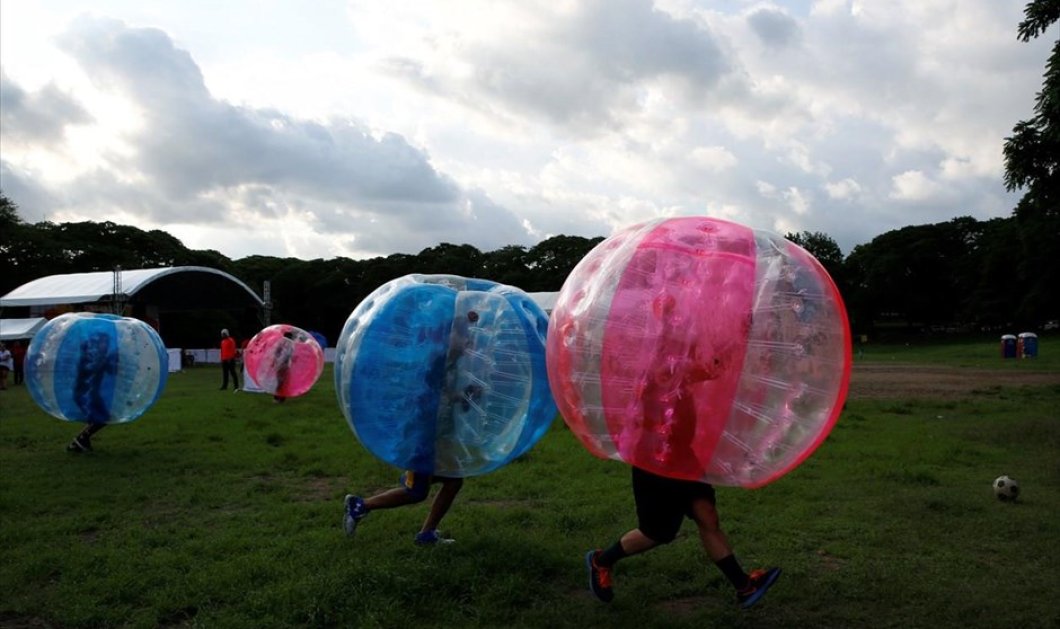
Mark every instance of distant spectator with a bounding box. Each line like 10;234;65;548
0;342;12;390
11;340;27;385
219;329;239;391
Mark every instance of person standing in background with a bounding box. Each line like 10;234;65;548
219;329;239;391
0;342;12;390
11;340;27;385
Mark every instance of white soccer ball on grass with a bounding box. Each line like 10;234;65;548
993;475;1020;501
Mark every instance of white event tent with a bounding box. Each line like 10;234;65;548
0;317;47;341
526;291;559;315
0;266;262;310
1;267;265;372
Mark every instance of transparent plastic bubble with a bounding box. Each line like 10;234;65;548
335;274;556;477
546;217;851;488
244;324;324;398
25;312;168;424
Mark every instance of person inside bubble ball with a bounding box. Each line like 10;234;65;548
271;330;295;404
584;292;781;609
341;310;480;545
66;330;119;453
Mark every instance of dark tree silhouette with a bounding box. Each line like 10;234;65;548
1002;1;1060;323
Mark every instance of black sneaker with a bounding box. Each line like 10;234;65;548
585;550;614;603
737;567;781;609
66;436;92;453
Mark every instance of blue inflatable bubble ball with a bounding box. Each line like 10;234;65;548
309;330;328;350
335;274;557;477
26;312;169;424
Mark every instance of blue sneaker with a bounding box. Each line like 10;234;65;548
414;529;455;545
737;567;781;609
343;495;367;537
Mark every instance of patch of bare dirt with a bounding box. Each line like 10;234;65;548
463;498;542;508
658;596;711;616
293;476;344;502
816;548;844;571
848;364;1060;400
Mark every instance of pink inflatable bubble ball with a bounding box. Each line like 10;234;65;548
546;217;851;488
244;324;325;398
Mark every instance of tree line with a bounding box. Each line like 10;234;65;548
2;193;1055;347
0;197;607;345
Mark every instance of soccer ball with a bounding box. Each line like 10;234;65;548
993;475;1020;501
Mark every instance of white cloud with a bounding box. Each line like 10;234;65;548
824;177;861;200
783;186;811;215
810;0;849;17
756;180;779;198
890;170;942;202
0;0;1050;260
690;146;738;172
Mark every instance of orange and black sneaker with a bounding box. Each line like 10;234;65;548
585;550;614;603
737;567;781;609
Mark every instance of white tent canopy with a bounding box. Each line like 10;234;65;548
527;291;559;314
0;317;47;340
0;266;263;308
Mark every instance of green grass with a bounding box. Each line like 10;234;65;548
2;357;1059;628
856;333;1060;370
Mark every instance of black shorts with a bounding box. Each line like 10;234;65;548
632;466;716;544
398;471;458;501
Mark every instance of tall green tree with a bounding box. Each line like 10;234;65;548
416;243;484;278
1003;0;1060;211
482;245;531;289
843;218;995;333
785;230;845;290
0;192;21;229
525;235;604;291
1002;1;1060;324
0;192;31;295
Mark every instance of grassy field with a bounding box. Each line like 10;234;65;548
856;333;1059;370
1;345;1059;628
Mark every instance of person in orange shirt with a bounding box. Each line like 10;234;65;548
219;329;239;391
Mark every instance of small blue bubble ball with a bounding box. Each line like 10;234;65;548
26;312;168;424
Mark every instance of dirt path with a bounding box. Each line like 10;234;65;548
848;363;1060;399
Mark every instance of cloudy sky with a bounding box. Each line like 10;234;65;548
0;1;1052;260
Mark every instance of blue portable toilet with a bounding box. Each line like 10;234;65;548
1018;332;1038;358
1001;334;1017;359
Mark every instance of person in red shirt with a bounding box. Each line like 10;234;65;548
219;329;239;391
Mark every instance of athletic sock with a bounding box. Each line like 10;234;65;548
715;554;750;590
597;541;627;568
